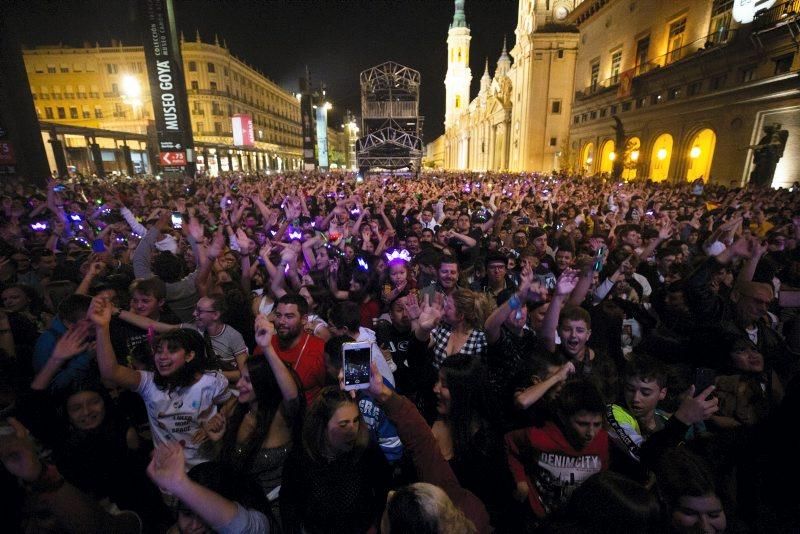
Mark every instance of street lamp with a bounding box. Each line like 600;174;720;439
657;148;667;160
630;150;640;162
121;75;143;108
690;146;701;159
608;151;617;161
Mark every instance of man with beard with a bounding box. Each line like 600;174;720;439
419;256;460;302
268;294;326;404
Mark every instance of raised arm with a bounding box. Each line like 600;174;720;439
88;297;142;390
255;315;298;402
538;269;579;353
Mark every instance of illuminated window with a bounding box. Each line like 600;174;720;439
45;107;54;119
188;61;197;72
590;60;600;90
635;35;650;68
455;95;461;108
610;50;622;83
207;62;215;73
667;18;686;63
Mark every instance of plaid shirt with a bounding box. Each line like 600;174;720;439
430;322;488;368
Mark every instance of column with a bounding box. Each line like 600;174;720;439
48;129;68;178
87;136;105;178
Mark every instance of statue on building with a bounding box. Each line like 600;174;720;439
749;123;788;187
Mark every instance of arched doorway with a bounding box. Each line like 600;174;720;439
649;133;673;182
599;140;616;174
685;128;716;182
582;142;595;172
623;137;641;181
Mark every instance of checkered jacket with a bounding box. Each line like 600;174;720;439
430;322;488;368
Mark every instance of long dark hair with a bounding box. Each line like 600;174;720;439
439;354;497;460
301;386;368;464
220;354;304;473
153;328;215;391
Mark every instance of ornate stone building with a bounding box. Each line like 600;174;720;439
435;0;583;172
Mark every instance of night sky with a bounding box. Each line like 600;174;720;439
7;0;519;142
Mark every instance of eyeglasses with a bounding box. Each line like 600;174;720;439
194;308;216;314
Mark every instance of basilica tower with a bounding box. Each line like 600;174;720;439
444;0;472;131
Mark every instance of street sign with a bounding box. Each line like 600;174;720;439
159;150;186;166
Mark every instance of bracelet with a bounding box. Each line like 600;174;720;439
508;293;522;311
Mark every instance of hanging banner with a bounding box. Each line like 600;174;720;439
232;114;254;146
139;0;194;170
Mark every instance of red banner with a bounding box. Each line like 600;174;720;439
617;70;634;98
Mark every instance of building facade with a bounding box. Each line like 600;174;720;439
23;33;303;176
566;0;800;187
437;0;583;172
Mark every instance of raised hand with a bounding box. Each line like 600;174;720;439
146;442;188;493
402;295;421;321
418;293;444;330
554;268;580;297
674;385;719;425
254;314;275;349
52;322;91;361
87;296;112;328
207;229;225;259
185;217;204;241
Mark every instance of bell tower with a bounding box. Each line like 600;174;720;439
444;0;472;130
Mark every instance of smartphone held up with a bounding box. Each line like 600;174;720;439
342;341;371;391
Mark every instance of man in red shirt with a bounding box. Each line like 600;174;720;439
269;294;326;404
506;379;609;520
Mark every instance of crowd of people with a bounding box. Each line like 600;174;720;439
0;168;798;533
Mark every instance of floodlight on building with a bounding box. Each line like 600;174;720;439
325;102;332;110
631;150;640;162
586;157;593;164
657;148;668;160
295;93;302;101
608;152;616;161
690;146;701;159
121;75;143;107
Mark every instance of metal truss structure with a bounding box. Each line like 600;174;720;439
357;61;424;172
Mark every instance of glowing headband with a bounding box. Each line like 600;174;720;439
356;258;369;271
385;249;411;264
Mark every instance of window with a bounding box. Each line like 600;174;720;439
668;86;681;100
590;110;597;119
600;108;607;117
106;63;118;74
57;107;66;119
635;35;650;69
610;104;618;115
709;0;733;44
551;100;562;114
549;137;558;146
590;60;600;90
191;80;199;90
621;101;632;111
710;73;727;90
188;61;197;72
47;65;56;74
196;122;203;133
667;18;686;63
636;97;645;109
34;65;44;73
774;54;794;75
94;106;103;118
60;64;69;73
82;106;90;118
73;63;82;72
688;81;702;96
650;93;662;105
69;107;78;119
214;122;222;134
207;62;215;73
610;50;622;83
740;65;756;82
573;115;580;124
45;107;54;119
111;83;119;95
224;67;229;76
210;81;218;92
557;49;564;59
86;63;96;72
455;95;461;108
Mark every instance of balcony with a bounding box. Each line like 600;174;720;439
576;29;737;100
753;0;800;31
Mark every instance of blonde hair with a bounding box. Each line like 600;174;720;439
385;483;476;534
450;288;494;331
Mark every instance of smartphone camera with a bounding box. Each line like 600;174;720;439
53;184;66;193
593;246;605;272
342;341;371;391
171;212;183;229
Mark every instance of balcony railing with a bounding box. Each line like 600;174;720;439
753;0;800;30
576;29;737;99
